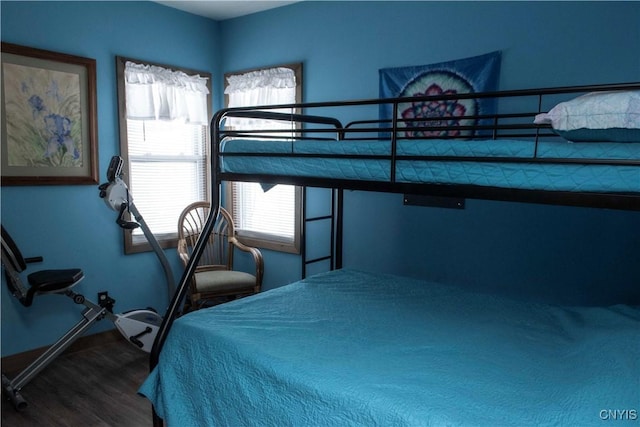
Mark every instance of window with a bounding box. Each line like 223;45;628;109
224;63;302;254
116;57;211;253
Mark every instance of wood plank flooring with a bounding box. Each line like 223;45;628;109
2;339;152;427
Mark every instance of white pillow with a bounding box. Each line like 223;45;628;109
534;90;640;142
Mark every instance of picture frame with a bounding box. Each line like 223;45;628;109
1;42;98;185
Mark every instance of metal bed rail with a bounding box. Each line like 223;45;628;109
212;81;640;206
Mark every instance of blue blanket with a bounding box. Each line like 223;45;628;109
140;269;639;426
220;138;640;193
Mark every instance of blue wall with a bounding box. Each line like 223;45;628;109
1;1;220;356
2;1;639;357
220;1;640;305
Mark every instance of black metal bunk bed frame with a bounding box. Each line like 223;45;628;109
150;81;639;426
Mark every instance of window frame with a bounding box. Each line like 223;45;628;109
116;55;212;254
223;62;303;254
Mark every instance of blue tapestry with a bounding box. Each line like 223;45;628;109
379;51;501;138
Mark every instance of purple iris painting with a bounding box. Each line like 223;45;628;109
3;62;83;167
44;114;79;159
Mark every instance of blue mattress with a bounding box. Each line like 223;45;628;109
140;269;640;426
220;138;640;193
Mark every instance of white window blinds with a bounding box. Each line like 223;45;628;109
127;120;208;241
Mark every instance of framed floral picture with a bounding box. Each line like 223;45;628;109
1;42;98;185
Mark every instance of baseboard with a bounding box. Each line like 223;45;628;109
1;329;123;374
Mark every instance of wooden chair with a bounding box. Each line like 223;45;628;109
177;202;264;311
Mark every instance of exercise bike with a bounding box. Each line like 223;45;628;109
1;156;174;411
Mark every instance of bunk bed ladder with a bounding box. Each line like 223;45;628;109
301;187;343;278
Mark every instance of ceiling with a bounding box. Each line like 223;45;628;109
154;0;299;21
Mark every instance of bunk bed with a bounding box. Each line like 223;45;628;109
142;82;640;426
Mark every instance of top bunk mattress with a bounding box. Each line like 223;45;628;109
140;269;640;426
220;138;640;193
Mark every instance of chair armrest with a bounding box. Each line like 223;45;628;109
229;237;264;289
176;239;190;267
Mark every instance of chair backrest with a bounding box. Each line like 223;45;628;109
1;226;28;274
1;226;41;306
177;203;236;271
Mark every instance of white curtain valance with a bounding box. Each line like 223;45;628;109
224;67;296;131
225;68;296;94
125;61;209;125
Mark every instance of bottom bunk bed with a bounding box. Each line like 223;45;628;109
140;269;639;426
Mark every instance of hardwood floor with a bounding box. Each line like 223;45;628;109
2;338;153;427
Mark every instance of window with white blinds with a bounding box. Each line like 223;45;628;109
127;119;208;245
231;183;296;244
224;63;302;254
116;57;211;253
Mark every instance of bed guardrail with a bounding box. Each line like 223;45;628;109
211;82;640;208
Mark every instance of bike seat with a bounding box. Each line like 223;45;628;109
1;225;85;307
23;269;84;306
